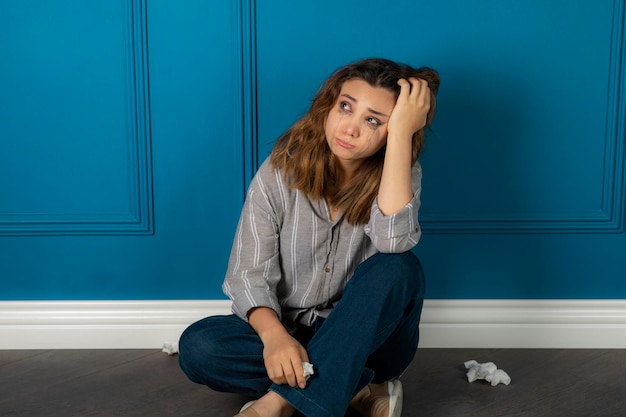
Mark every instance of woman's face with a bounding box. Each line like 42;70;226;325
325;78;396;173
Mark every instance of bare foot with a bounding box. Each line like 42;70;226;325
248;391;295;417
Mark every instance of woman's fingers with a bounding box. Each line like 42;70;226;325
407;78;430;107
264;342;310;388
289;358;305;388
282;361;298;387
389;77;432;136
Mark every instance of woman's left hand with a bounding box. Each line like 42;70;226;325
387;78;431;138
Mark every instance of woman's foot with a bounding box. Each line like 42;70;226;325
235;391;295;417
349;380;403;417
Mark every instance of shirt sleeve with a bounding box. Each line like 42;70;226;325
364;162;422;253
222;162;283;322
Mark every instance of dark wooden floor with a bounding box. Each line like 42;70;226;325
1;348;625;416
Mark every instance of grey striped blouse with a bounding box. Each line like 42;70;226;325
222;157;422;331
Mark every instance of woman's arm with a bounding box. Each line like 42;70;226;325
223;161;310;389
248;307;310;389
222;163;283;321
377;78;431;215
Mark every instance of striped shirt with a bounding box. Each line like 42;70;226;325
223;157;422;331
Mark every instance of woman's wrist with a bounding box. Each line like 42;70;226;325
248;306;286;342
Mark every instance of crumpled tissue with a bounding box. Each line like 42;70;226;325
303;361;314;379
464;360;511;386
162;341;179;355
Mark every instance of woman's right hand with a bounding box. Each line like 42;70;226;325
248;307;310;389
260;325;310;389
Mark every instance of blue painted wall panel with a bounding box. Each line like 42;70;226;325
0;0;150;232
0;1;243;299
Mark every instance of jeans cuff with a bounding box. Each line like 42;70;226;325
269;367;375;417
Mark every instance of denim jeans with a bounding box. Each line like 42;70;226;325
179;251;425;417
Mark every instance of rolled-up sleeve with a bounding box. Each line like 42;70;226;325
222;168;283;322
364;163;422;253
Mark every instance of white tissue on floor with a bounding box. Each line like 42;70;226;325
162;341;179;355
303;361;314;379
464;360;511;386
485;369;511;386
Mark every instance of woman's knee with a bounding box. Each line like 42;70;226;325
178;315;271;396
394;251;426;295
179;316;223;355
351;251;426;297
179;315;258;385
178;317;222;383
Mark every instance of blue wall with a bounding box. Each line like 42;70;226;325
1;0;624;300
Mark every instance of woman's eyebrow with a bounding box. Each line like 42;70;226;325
340;93;389;118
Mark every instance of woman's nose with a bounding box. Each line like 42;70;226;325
342;118;359;137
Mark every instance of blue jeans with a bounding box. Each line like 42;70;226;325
179;252;425;417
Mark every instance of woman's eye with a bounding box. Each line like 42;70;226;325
366;117;381;127
339;101;351;112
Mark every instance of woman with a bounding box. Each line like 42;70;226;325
179;58;439;417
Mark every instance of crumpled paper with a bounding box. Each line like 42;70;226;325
303;361;314;379
162;341;179;355
464;360;511;386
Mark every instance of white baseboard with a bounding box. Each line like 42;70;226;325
1;299;625;349
419;300;626;348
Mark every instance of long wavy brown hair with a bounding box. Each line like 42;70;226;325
270;58;440;225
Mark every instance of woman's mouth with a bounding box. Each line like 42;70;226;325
336;138;355;149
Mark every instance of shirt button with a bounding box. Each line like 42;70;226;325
325;267;331;273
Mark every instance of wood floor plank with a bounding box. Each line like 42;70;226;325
0;350;48;366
